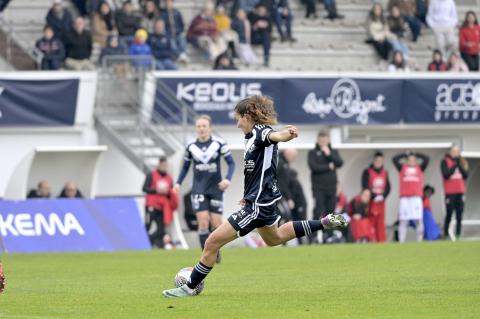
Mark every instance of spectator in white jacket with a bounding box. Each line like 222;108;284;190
426;0;458;60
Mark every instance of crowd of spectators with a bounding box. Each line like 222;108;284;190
22;0;480;71
27;180;84;199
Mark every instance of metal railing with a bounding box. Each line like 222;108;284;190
0;20;42;69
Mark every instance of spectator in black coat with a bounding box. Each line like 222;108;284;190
27;180;51;199
45;0;73;40
148;19;177;70
116;0;141;46
58;181;84;198
99;35;126;64
213;52;238;70
308;130;343;221
248;3;271;67
63;16;95;70
160;0;188;62
35;25;65;70
271;0;296;42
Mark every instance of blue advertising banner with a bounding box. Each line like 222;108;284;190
0;198;150;253
153;75;480;125
0;79;79;126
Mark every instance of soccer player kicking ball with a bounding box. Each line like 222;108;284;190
163;96;348;298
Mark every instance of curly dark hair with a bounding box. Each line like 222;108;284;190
234;95;278;125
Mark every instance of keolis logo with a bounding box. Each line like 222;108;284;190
0;212;85;237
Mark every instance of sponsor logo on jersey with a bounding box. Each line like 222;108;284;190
195;162;218;172
0;212;85;237
302;78;386;125
434;82;480;121
245;160;255;173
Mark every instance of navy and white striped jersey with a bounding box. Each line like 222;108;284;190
182;136;231;195
243;124;282;205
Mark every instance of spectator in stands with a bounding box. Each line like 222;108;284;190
27;180;51;199
427;49;448;71
426;0;457;62
441;145;469;239
447;52;469;72
141;0;159;33
214;5;239;59
35;25;65;70
322;0;344;20
63;17;95;70
388;0;421;42
387;5;409;60
148;19;177;70
366;3;393;61
213;52;238;69
116;0;141;45
160;0;188;63
249;3;271;67
348;189;375;243
128;28;153;67
99;35;125;64
58;181;83;198
308;130;343;239
388;50;410;72
143;156;178;248
236;0;261;14
0;0;11;13
231;8;257;66
92;2;117;48
392;150;429;243
46;0;73;40
272;0;296;42
303;0;317;19
459;11;480;71
187;2;227;62
361;152;391;242
415;0;428;25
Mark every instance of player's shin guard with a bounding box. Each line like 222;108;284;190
198;229;210;250
293;220;323;238
187;262;212;289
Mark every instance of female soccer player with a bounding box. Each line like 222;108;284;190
175;115;235;262
163;96;347;298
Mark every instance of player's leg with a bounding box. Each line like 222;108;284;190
208;193;224;263
257;213;348;246
0;261;5;294
209;212;223;263
192;194;210;249
162;221;237;298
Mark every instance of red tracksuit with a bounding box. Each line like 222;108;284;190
145;170;178;225
443;157;466;195
367;168;389;242
348;196;375;242
400;164;424;197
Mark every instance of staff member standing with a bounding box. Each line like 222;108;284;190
393;150;429;243
441;145;469;239
361;151;391;242
308;131;343;223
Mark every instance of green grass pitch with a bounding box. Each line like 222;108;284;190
1;241;479;319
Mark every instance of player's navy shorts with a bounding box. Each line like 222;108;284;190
228;200;281;237
191;193;223;214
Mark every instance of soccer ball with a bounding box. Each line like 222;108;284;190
174;267;205;295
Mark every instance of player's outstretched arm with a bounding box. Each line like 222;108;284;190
269;125;298;143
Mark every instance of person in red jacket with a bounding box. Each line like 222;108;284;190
441;145;469;239
393;151;429;243
361;151;391;242
348;189;375;243
143;156;178;248
459;11;480;71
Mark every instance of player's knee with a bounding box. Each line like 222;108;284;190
264;237;281;247
203;236;220;254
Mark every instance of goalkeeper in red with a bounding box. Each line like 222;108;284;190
163;95;348;298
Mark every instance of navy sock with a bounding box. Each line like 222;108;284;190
187;262;212;289
293;220;324;238
198;229;210;250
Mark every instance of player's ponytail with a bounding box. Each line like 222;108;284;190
234;95;278;125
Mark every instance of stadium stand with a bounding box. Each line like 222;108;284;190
0;0;478;71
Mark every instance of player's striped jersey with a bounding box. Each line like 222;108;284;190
184;136;231;195
243;124;281;205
